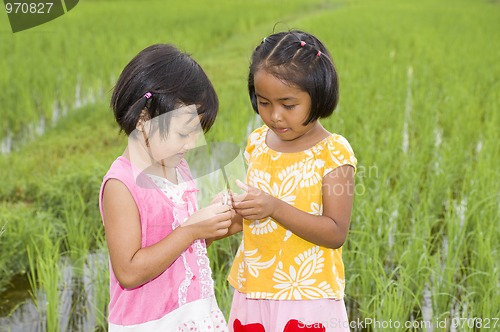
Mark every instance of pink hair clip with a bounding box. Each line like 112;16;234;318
300;41;306;47
316;51;322;57
144;92;152;99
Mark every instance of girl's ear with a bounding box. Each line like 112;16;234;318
135;109;150;131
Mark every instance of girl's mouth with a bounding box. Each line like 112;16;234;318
274;127;289;134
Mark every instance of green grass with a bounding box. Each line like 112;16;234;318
27;223;63;332
1;0;499;330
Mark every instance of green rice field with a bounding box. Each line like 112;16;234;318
0;0;499;331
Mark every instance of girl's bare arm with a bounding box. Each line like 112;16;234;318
233;165;355;249
102;179;231;288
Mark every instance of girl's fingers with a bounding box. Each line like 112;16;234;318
234;207;257;218
218;219;232;229
231;193;247;203
235;179;249;192
219;211;232;220
236;180;262;195
236;213;259;221
210;189;233;205
233;200;256;210
210;203;232;214
215;227;229;236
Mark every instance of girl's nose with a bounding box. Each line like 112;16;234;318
270;107;282;123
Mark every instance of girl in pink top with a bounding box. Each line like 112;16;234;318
99;44;241;331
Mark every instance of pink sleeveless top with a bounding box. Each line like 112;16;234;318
99;157;215;326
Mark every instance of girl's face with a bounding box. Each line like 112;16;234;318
253;69;314;142
141;105;203;168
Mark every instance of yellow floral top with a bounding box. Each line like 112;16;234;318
228;125;357;300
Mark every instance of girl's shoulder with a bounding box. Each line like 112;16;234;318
244;125;268;160
248;125;268;146
324;133;355;154
319;133;357;171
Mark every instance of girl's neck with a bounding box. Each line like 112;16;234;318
122;148;178;184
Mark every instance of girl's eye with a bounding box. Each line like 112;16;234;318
258;101;269;107
178;133;189;138
283;104;296;110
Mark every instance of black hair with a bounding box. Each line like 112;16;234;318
248;30;339;125
111;44;218;136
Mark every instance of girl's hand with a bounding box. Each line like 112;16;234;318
232;179;278;220
182;203;232;240
205;212;243;247
210;189;233;206
210;189;236;221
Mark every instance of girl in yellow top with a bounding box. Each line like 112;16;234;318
228;30;357;332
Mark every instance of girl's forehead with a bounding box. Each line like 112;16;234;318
254;70;304;97
171;107;201;128
146;104;199;127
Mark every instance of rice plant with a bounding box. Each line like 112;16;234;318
0;0;499;330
